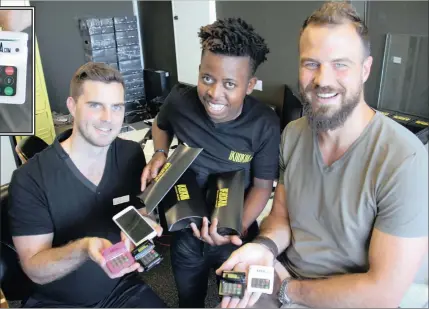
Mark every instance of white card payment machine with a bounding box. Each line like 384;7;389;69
0;31;28;104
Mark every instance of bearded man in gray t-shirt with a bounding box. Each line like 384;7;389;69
216;2;428;308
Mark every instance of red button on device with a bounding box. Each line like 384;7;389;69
5;67;14;75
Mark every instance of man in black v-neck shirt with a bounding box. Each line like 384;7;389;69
7;63;166;307
140;18;280;308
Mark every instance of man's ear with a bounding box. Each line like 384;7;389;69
246;77;258;95
362;56;373;83
66;96;77;117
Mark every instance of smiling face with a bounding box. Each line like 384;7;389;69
67;80;125;147
197;50;257;123
299;22;372;131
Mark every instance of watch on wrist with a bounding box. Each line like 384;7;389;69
278;277;293;306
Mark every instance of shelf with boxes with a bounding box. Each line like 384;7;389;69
78;16;145;107
113;16;145;105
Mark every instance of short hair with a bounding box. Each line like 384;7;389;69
198;17;270;76
301;1;370;58
70;62;124;100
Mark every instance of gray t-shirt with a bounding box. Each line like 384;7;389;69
278;111;428;280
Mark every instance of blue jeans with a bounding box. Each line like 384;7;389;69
170;222;259;308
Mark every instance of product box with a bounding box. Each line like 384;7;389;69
84;47;117;63
79;17;114;36
117;45;141;62
82;33;116;50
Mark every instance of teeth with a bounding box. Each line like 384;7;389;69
317;93;337;98
96;127;110;132
209;102;225;112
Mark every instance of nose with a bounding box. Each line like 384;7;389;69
207;83;222;101
313;64;336;88
100;107;112;122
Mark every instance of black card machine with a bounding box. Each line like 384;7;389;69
131;240;163;272
219;271;246;298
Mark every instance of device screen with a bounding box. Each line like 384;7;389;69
116;208;154;244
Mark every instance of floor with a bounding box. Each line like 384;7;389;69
140;237;221;308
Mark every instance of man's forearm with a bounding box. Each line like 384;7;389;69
288;273;396;308
24;238;90;285
258;184;291;254
152;118;173;153
242;186;272;231
258;214;291;255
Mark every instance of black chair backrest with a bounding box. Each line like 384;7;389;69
16;136;48;162
0;184;34;301
281;85;303;132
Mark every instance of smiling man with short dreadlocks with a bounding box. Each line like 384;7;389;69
140;18;280;307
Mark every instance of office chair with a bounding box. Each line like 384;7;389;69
280;85;303;132
15;136;48;164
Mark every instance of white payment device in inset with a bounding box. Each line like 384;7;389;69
247;265;275;294
0;31;28;104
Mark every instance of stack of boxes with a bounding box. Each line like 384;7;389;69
79;17;118;71
113;16;145;106
78;16;145;112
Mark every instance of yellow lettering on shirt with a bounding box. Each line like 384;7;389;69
228;151;253;163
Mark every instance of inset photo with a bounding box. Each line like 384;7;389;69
0;6;34;135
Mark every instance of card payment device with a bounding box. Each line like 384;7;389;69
0;31;28;104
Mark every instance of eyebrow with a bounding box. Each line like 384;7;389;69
86;101;125;106
201;73;237;83
332;58;354;64
300;57;354;64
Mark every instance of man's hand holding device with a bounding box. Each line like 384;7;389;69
87;237;142;279
216;243;280;308
140;152;167;191
113;206;164;272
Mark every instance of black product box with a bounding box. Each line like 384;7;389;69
117;45;141;61
125;79;144;90
119;59;142;74
114;16;137;25
84;47;117;63
115;30;139;47
114;22;138;32
125;86;145;101
377;108;429;144
79;17;114;36
82;33;116;50
122;71;144;84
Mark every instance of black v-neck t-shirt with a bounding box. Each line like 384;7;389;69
157;84;280;189
7;129;146;306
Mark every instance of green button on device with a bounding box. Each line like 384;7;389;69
4;86;14;96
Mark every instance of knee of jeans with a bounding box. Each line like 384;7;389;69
171;230;203;264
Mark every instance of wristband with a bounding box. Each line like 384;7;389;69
153;149;167;158
251;235;279;258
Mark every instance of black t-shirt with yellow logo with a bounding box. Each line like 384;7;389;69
157;84;280;190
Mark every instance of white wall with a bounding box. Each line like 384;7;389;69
1;136;17;185
171;0;216;86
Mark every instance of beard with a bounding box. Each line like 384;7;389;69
299;83;361;132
